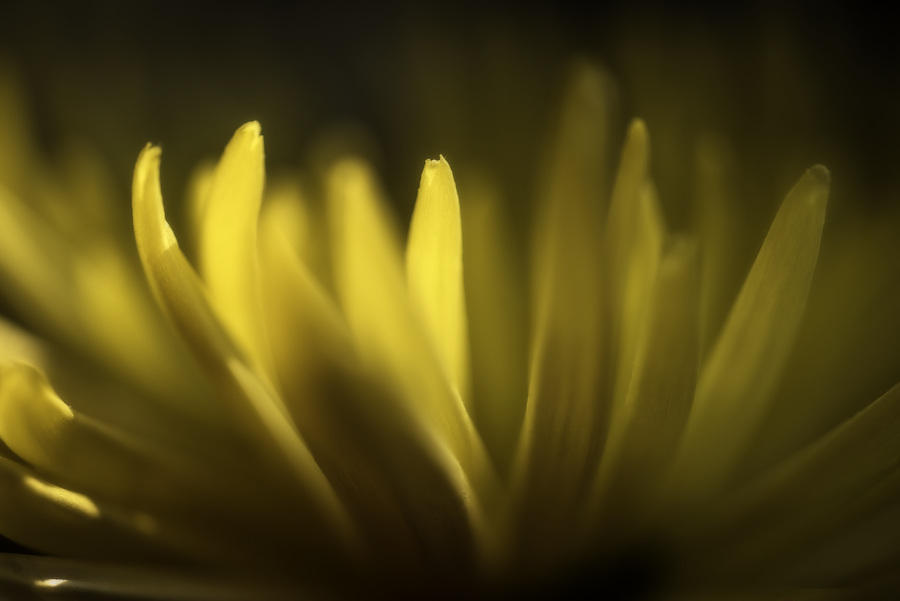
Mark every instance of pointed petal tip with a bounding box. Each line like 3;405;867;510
623;118;650;159
133;144;161;193
568;60;613;103
797;164;830;211
229;121;264;153
808;164;830;186
237;120;262;136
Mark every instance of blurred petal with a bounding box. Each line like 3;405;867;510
512;65;611;565
0;456;225;563
695;382;900;578
605;120;664;419
132;143;355;553
671;165;829;498
589;238;699;535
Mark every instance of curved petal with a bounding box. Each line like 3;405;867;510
691;382;900;578
670;165;829;499
132;143;355;555
196;122;270;372
0;456;227;563
588;238;699;537
512;65;612;567
328;158;498;567
604;120;664;421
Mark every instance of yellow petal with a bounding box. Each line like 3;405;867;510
588;238;699;536
689;382;900;580
0;362;217;513
604;121;663;421
747;206;900;473
259;190;353;405
0;185;77;338
262;177;327;279
406;156;470;402
512;65;612;566
671;165;830;498
196;122;269;370
0;181;205;414
132;144;355;553
0;456;228;563
328;157;498;563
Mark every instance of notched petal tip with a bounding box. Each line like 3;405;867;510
419;155;456;194
133;144;161;186
0;363;74;468
235;120;262;141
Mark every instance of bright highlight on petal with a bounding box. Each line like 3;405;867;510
196;122;268;371
406;156;470;402
132;143;356;556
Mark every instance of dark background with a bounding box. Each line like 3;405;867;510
1;1;898;228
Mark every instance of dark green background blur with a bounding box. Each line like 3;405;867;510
1;1;897;230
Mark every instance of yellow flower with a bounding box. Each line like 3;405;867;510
1;64;899;599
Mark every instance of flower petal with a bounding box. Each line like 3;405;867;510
589;238;699;536
605;120;664;421
328;157;498;566
196;122;270;371
695;381;900;578
406;156;470;402
132;143;355;553
0;456;226;563
512;65;612;566
0;362;226;515
670;165;829;498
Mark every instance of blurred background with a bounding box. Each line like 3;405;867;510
1;1;898;222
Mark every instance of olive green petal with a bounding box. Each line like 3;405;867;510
0;456;228;563
588;238;699;538
693;382;900;580
671;165;829;499
512;65;612;568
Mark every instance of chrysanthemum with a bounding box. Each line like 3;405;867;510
0;65;898;600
